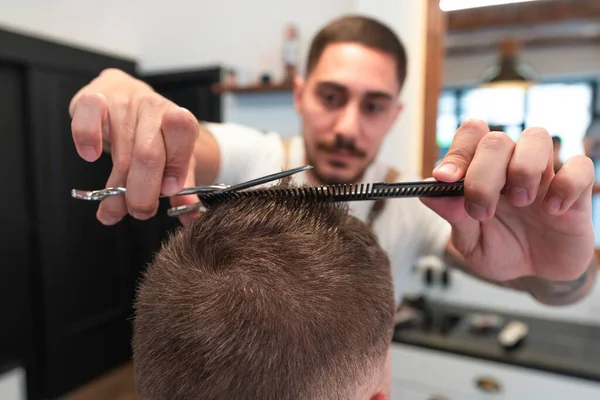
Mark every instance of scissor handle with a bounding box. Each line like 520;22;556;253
70;184;231;201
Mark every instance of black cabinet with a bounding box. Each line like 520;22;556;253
0;28;140;399
142;66;222;123
0;63;32;376
0;27;223;400
26;68;142;399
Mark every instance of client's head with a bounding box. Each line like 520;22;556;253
132;186;395;400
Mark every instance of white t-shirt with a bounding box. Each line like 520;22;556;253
204;122;452;302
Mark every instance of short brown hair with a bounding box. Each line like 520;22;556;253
132;185;395;399
306;14;408;89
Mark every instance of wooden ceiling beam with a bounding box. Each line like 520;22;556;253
446;0;600;32
446;34;600;56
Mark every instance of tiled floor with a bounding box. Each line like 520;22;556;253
62;362;138;400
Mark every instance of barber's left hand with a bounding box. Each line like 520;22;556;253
421;119;596;283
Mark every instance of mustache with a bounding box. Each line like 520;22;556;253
316;135;367;158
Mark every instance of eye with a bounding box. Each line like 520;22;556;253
364;102;386;114
320;91;345;108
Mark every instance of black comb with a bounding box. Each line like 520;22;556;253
198;179;465;207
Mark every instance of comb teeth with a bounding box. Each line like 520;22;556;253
199;180;464;207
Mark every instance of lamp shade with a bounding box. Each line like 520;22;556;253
479;37;536;90
586;116;600;137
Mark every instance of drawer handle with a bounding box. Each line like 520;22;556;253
475;376;502;393
427;396;449;400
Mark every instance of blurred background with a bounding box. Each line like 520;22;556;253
1;0;600;399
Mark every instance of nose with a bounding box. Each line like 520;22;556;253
333;102;361;140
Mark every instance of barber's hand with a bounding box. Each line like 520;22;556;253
69;68;201;225
421;119;595;283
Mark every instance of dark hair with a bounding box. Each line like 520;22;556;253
552;135;562;144
132;184;395;399
306;14;408;89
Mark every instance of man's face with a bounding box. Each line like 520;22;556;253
294;43;403;184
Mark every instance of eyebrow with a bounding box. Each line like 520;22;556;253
315;81;395;100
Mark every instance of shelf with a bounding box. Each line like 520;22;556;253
211;82;294;94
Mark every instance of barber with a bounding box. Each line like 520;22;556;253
68;15;596;306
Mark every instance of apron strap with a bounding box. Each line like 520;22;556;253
283;138;400;228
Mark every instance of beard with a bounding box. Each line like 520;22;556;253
304;134;373;185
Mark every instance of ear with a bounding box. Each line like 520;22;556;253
369;392;389;400
392;102;404;123
382;102;404;139
293;74;305;113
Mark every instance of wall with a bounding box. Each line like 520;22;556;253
137;0;357;144
0;0;140;59
137;0;354;76
222;93;301;139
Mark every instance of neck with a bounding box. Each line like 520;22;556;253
305;168;323;186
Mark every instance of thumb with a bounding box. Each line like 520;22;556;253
419;178;469;225
432;119;488;182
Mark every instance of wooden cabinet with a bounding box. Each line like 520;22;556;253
390;343;600;399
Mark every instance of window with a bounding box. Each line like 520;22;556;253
436;91;458;162
525;83;592;160
436;80;599;245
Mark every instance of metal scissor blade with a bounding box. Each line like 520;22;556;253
217;165;313;193
166;165;313;217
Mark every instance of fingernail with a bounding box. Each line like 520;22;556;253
467;202;489;220
80;146;97;162
98;213;119;226
545;196;563;214
162;177;179;196
131;211;152;220
436;162;458;176
508;187;529;206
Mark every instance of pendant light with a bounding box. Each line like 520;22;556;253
584;114;600;158
479;37;536;90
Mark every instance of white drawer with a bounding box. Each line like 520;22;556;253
390;343;600;400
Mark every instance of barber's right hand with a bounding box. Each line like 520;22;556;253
69;68;200;225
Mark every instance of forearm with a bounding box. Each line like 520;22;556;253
443;243;597;306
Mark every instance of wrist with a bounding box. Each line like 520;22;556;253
510;257;597;306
